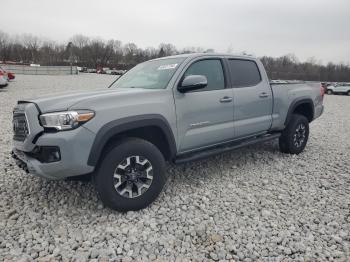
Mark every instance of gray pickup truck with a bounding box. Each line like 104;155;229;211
12;53;324;211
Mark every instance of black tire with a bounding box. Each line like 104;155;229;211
347;90;350;96
94;138;166;212
279;114;309;154
327;89;333;95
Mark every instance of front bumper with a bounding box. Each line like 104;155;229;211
12;127;96;180
12;103;96;180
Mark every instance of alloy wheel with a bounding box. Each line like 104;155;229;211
113;155;153;198
293;123;306;148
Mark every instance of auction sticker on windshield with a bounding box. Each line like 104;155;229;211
157;64;178;70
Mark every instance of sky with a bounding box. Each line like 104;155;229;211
1;0;350;64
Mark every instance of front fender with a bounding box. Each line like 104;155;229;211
87;114;177;166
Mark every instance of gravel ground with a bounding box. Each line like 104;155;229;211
0;75;349;261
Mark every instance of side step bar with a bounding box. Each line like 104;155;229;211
174;133;281;164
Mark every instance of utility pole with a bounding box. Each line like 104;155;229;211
67;42;73;75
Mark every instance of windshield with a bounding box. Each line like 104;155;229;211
110;57;185;89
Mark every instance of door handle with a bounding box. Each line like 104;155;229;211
259;92;269;98
219;96;233;103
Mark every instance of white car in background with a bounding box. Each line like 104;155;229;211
106;69;124;75
326;83;350;96
87;68;97;73
0;70;8;87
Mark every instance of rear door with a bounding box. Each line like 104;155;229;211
174;58;234;152
227;59;273;138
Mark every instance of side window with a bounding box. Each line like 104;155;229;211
228;59;261;87
184;59;225;91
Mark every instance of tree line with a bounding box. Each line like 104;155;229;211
0;31;349;82
261;54;350;82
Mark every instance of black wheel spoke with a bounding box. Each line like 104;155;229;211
130;156;136;168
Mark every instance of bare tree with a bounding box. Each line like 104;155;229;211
158;43;177;57
0;31;10;61
21;34;41;63
70;34;90;64
88;38;106;68
1;31;350;82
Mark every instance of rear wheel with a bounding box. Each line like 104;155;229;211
94;138;166;211
279;114;309;154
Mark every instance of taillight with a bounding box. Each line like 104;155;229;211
0;71;3;76
320;85;325;98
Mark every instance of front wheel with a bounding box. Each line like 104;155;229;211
279;114;309;154
94;138;166;211
347;90;350;96
327;90;333;95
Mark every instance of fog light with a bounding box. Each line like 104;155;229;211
28;146;61;163
41;146;61;163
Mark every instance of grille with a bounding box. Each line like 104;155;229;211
13;111;29;141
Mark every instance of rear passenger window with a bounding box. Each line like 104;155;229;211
184;59;225;91
228;59;261;87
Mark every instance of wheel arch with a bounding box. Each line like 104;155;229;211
285;98;314;125
87;114;177;167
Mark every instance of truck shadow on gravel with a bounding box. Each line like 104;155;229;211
10;140;282;214
166;140;280;185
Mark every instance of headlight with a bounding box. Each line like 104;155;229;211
39;110;95;131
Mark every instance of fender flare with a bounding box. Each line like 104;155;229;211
87;114;177;166
284;97;314;125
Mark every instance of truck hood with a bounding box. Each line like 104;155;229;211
19;88;155;113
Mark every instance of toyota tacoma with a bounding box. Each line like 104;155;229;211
12;53;324;211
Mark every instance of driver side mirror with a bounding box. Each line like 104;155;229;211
177;75;208;93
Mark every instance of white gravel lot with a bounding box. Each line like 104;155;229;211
0;74;349;261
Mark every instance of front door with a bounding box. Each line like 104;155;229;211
174;58;234;153
335;84;347;93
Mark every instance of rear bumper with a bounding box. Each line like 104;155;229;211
315;104;324;119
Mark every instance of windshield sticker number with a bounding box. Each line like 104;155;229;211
157;64;178;70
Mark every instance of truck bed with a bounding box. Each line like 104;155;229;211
269;81;323;130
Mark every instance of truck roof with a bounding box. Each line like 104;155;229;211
152;53;257;61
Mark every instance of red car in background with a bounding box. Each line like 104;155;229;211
0;66;15;80
7;72;15;80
